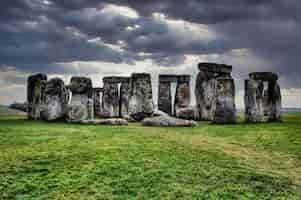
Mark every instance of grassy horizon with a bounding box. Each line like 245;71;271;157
0;108;301;199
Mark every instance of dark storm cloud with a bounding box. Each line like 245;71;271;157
0;0;300;89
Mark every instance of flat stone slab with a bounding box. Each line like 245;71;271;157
79;118;128;126
103;76;130;83
198;63;232;74
175;107;199;120
142;116;198;127
159;75;190;83
249;72;278;81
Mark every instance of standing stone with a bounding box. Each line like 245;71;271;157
27;73;47;120
120;79;131;118
213;78;236;124
158;81;172;115
102;80;119;118
195;70;217;120
102;77;131;118
129;73;154;121
41;78;69;121
267;81;282;122
68;77;93;122
174;76;191;116
245;79;264;123
93;88;103;117
245;72;282;123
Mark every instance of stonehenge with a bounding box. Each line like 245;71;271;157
195;63;236;123
26;64;282;125
245;72;282;123
158;75;191;118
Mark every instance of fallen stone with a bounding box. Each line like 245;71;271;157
142;116;197;127
175;107;199;120
80;118;128;126
153;109;170;117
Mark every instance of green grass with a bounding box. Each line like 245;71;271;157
0;109;301;199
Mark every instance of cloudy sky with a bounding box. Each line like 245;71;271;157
0;0;300;108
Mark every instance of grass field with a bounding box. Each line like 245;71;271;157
0;108;301;199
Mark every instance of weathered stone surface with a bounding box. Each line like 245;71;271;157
174;80;190;115
129;73;154;121
245;72;282;123
142;116;197;127
198;63;232;74
120;80;131;118
267;81;282;122
158;75;191;116
195;71;217;120
213;78;236;124
158;81;172;115
153;109;170;117
68;77;93;122
80;118;128;126
249;72;278;81
175;107;199;120
27;73;47;119
245;79;264;123
93;88;103;116
69;77;93;97
67;104;88;122
103;76;130;83
102;81;120;118
41;78;69;121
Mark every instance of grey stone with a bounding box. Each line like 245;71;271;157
129;73;154;121
27;73;47;119
175;107;199;120
41;78;69;121
174;80;190;116
267;81;282;122
213;78;236;124
249;72;278;81
120;79;131;118
68;77;94;121
245;72;282;123
68;77;93;97
93;88;103;117
153;109;170;117
158;75;191;116
67;104;88;122
102;81;120;118
158;81;172;115
245;79;264;123
142;116;198;127
80;118;128;126
195;70;217;120
198;63;232;74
